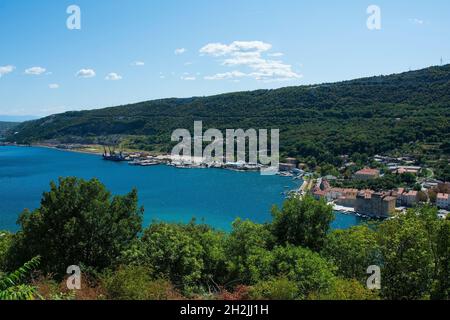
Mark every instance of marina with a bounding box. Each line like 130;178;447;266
0;145;365;232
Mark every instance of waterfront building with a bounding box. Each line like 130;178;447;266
436;193;449;210
355;191;396;218
400;190;419;207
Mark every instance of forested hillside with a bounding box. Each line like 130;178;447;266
6;65;450;166
0;122;18;138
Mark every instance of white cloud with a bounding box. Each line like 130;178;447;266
175;48;187;55
410;18;424;25
200;41;272;57
0;65;15;78
222;51;265;66
105;72;122;81
200;41;301;82
131;61;145;66
76;69;96;78
248;60;301;81
204;71;247;80
49;83;60;89
268;52;284;57
181;74;196;81
25;66;46;75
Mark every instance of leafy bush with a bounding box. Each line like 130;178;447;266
376;207;438;299
249;277;299;300
225;219;274;284
322;226;380;282
309;278;379;300
139;222;227;294
8;177;143;275
0;231;13;271
270;245;337;299
102;265;176;300
0;256;40;300
271;196;334;251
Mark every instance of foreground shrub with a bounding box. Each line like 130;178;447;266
249;277;299;300
0;231;13;272
225;219;274;284
218;285;251;300
308;278;379;300
271;196;334;251
270;245;337;299
322;226;380;283
377;208;437;300
432;219;450;299
139;222;227;294
103;265;178;300
8;177;143;275
0;256;40;300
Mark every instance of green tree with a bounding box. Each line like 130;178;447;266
322;226;380;282
9;177;143;275
225;219;274;284
270;245;337;299
140;222;208;293
432;220;450;299
227;243;337;299
192;225;228;285
377;210;435;300
271;196;334;251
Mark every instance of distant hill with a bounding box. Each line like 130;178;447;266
5;65;450;167
0;121;19;138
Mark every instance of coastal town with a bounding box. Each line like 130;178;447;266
285;156;449;220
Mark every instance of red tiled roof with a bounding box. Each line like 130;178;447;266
437;193;449;200
355;168;380;175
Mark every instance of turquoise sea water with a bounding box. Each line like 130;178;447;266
0;146;363;231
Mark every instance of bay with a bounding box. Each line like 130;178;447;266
0;146;363;231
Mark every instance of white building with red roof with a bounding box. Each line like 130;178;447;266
436;193;449;210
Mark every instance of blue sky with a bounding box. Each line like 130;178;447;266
0;0;449;118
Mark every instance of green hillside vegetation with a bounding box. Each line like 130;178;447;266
6;65;450;171
1;177;448;300
0;122;18;138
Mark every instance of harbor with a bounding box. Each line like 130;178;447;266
0;145;332;232
101;148;370;219
25;144;371;220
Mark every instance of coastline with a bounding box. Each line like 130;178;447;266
0;143;368;218
31;143;104;156
0;145;309;232
0;143;369;230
